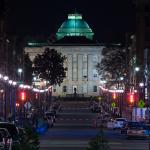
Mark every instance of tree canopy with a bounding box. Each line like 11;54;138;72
96;47;127;86
33;48;66;86
24;53;33;85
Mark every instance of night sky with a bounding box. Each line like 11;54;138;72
7;0;135;43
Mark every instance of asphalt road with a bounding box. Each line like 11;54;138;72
40;100;150;150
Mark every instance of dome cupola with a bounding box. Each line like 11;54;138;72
56;13;94;40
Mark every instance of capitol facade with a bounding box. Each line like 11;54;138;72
25;13;105;97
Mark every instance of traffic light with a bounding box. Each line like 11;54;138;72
112;92;117;100
128;93;135;104
20;91;26;101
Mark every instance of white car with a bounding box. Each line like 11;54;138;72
113;118;127;129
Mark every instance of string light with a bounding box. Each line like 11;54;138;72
0;72;49;93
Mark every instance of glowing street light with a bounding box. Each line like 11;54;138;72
120;77;124;81
3;76;8;81
135;67;140;72
18;68;23;73
18;68;23;82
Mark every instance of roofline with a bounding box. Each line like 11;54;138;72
49;43;105;46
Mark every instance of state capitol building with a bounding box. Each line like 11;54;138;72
25;13;105;97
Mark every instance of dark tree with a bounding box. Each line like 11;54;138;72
21;126;40;150
24;53;33;85
33;48;66;86
87;128;110;150
96;47;126;86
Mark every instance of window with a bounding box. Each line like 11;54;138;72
83;69;87;77
63;86;67;92
93;69;98;78
83;55;87;61
93;86;97;92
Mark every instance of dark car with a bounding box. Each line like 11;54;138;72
121;121;145;134
17;127;27;145
0;128;12;150
44;111;56;122
0;132;5;150
0;122;21;150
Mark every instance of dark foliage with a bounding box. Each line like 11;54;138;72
33;48;66;86
96;47;126;85
87;128;110;150
21;126;40;150
24;53;33;85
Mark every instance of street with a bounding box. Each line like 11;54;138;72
40;100;150;150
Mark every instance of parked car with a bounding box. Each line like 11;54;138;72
46;116;54;128
143;124;150;137
121;121;145;134
17;127;27;145
44;111;56;122
0;132;5;150
113;118;127;130
126;123;148;139
0;128;12;150
0;122;21;150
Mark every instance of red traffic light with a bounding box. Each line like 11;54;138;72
112;93;117;100
128;93;135;104
20;92;26;101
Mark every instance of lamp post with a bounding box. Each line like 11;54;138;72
4;76;8;121
118;77;124;117
134;67;140;87
12;81;17;122
18;68;23;82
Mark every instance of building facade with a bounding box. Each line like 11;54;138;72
135;0;150;65
25;13;105;97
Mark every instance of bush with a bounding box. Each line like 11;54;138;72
21;126;40;150
87;128;110;150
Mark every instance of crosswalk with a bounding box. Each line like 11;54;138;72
40;139;150;150
40;100;150;150
56;118;94;121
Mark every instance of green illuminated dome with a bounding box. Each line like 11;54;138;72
56;13;94;40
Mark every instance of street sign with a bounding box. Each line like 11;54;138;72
24;102;32;109
111;102;116;108
138;100;145;108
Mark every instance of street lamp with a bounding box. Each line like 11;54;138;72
4;76;8;121
18;68;23;82
120;77;124;81
135;67;140;72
